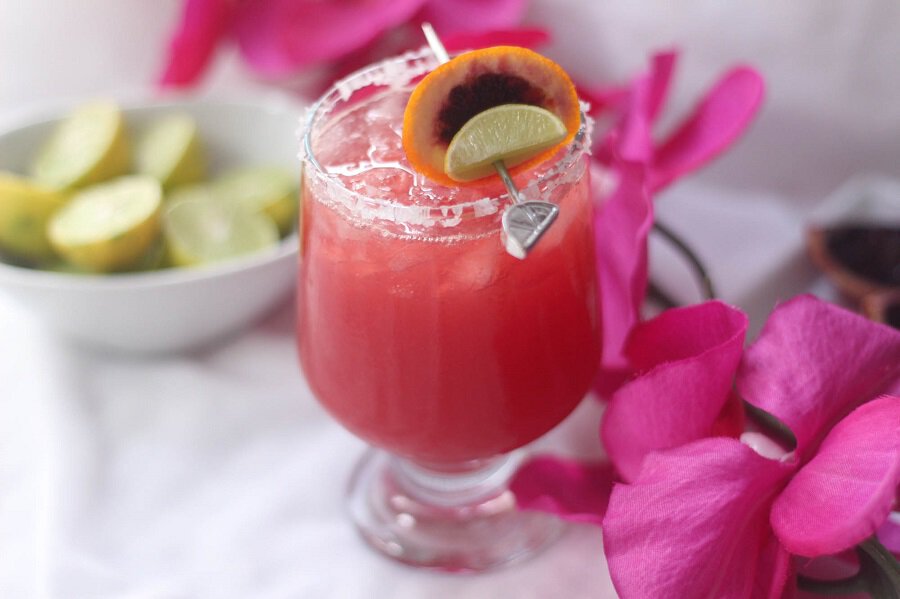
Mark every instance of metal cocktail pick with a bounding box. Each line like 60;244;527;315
421;23;559;260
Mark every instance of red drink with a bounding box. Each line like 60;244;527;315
298;86;600;465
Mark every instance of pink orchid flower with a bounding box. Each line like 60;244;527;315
584;51;765;396
320;27;549;97
514;295;900;597
158;0;530;87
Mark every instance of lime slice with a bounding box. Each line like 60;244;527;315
32;101;130;189
0;172;67;263
136;113;206;189
444;104;567;182
132;236;169;271
45;260;88;274
48;234;167;274
163;196;279;267
48;175;162;272
166;183;215;205
213;167;297;236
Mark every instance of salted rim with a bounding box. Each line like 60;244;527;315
299;46;593;228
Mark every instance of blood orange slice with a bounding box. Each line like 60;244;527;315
403;46;580;186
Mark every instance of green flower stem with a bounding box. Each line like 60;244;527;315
650;221;717;304
742;402;798;450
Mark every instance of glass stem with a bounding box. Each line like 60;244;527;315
391;453;521;507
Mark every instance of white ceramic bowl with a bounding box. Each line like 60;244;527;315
0;99;302;353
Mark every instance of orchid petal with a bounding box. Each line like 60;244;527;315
233;0;426;76
649;66;765;191
576;83;628;117
644;51;678;122
737;295;900;456
319;26;549;101
757;530;797;599
443;28;550;52
510;456;615;525
601;301;748;481
771;396;900;557
603;438;794;598
591;54;685;396
158;0;232;88
591;161;653;397
624;300;747;369
576;52;678;126
877;518;900;557
421;0;526;37
616;64;663;163
711;390;747;439
592;56;763;399
593;51;677;164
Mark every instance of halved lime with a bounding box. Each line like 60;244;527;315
47;175;162;272
162;196;279;267
0;172;68;263
32;101;130;189
213;167;297;236
136;113;206;189
49;238;168;273
166;183;215;205
45;260;88;274
444;104;567;182
132;237;169;271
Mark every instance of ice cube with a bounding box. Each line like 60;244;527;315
443;245;503;292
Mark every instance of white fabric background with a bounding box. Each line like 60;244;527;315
0;1;892;597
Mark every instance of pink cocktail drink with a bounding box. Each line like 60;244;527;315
299;90;598;465
297;50;599;570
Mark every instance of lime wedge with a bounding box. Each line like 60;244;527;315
32;101;130;189
0;172;67;263
48;175;162;272
162;196;279;267
444;104;567;182
213;167;297;236
136;113;206;189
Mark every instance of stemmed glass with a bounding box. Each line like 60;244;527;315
297;48;599;571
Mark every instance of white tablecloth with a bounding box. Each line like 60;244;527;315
0;176;823;598
2;1;898;596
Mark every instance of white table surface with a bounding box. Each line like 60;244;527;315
2;1;899;597
0;176;824;598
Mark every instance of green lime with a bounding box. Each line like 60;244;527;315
165;183;216;205
133;237;169;271
49;238;168;273
136;112;206;189
443;103;567;182
47;175;162;272
162;196;279;267
32;101;130;189
214;167;297;236
45;260;88;274
0;172;67;263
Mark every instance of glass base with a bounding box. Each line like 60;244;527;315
346;449;566;572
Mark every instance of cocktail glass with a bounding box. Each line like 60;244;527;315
298;48;599;571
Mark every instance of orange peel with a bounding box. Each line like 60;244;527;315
402;46;580;187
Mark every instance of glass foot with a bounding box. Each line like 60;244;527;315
346;449;566;572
